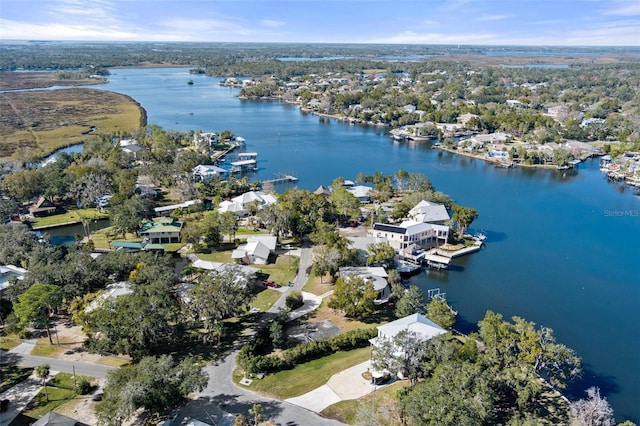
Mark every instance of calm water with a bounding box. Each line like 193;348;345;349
87;68;640;421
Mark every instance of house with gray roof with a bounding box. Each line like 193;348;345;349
339;266;390;303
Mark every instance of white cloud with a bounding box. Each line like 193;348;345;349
261;19;285;28
602;2;640;16
370;30;499;45
0;19;147;41
476;14;512;22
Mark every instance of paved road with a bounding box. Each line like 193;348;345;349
176;241;344;425
177;345;344;426
6;340;115;379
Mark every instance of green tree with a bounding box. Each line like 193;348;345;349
35;363;50;401
86;285;180;361
96;355;207;426
13;283;62;344
452;204;478;237
186;267;253;343
249;403;263;426
329;187;360;224
328;275;376;318
220;211;239;243
311;245;341;283
400;361;494;426
426;297;457;329
109;196;148;238
395;285;426;318
366;242;396;268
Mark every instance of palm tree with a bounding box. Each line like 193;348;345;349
35;364;50;401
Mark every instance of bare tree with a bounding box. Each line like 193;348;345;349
569;387;615;426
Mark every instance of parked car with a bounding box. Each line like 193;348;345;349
262;280;280;288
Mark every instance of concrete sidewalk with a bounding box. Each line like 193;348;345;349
0;373;46;426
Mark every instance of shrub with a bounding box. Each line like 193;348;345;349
285;291;304;310
75;378;91;394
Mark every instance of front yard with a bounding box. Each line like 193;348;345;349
234;346;371;399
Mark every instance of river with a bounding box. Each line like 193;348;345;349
84;67;639;421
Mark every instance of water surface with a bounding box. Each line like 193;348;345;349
87;68;640;421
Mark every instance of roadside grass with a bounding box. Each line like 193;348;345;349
0;334;22;350
23;387;77;418
321;380;408;425
96;356;130;367
0;364;33;393
48;372;95;390
30;208;108;229
31;335;84;357
234;346;370;399
302;274;335;296
250;288;282;312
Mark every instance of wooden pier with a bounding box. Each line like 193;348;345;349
262;172;298;185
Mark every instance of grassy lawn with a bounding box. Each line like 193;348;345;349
235;346;370;399
23;386;78;419
18;372;96;422
48;372;95;389
31;335;85;357
30;208;108;229
197;251;233;263
259;255;298;285
89;227;142;250
303;274;335;296
0;334;22;350
321;380;408;425
96;356;130;367
0;364;33;393
250;288;282;312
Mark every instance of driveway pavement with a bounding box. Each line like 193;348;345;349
285;361;377;413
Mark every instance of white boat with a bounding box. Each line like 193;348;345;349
473;231;487;242
396;261;421;275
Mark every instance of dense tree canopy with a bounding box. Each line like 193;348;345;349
96;355;208;426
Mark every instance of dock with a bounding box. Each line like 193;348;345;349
262;172;298;184
230;159;257;173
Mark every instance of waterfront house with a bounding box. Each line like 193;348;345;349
192;164;228;181
0;264;27;293
231;191;277;211
218;200;248;217
369;313;447;378
119;139;147;159
28;196;58;217
408;201;450;224
139;217;183;245
371;221;449;251
486;149;510;160
347;185;373;203
339;266;391;303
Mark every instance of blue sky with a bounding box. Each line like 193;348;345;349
0;0;638;46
